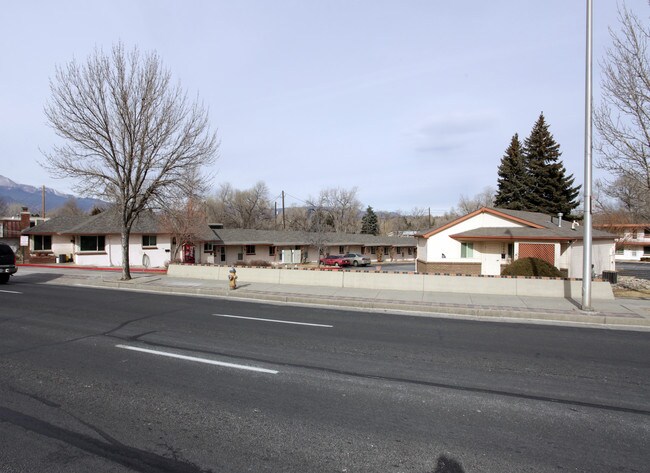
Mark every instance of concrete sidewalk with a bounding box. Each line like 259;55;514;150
16;264;650;330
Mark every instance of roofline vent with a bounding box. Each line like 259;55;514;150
557;213;563;227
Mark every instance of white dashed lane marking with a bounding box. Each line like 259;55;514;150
116;344;279;374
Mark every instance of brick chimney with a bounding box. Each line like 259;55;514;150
20;207;31;230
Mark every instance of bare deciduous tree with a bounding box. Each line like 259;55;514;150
6;203;24;218
307;187;361;234
454;186;495;215
50;197;85;217
43;43;217;279
378;209;429;235
595;5;650;220
160;196;208;263
206;181;272;229
283;205;312;231
0;197;8;217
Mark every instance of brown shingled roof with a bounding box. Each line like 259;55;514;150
417;207;616;241
22;208;162;235
22;212;417;247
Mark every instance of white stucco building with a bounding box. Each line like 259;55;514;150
594;224;650;261
416;207;616;279
22;210;417;269
22;210;173;268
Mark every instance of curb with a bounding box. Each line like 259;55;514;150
17;263;167;274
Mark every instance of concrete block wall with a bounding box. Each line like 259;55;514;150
167;264;615;300
422;275;519;295
280;269;343;287
343;270;423;291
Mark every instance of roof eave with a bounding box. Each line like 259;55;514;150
419;207;544;239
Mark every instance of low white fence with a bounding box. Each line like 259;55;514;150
167;264;615;300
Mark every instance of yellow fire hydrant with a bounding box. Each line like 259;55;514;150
228;267;238;289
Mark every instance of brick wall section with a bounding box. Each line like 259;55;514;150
417;261;482;275
2;221;23;238
20;208;31;230
27;254;56;264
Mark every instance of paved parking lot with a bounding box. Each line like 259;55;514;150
616;262;650;280
342;261;650;279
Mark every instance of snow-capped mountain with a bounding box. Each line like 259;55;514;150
0;175;106;213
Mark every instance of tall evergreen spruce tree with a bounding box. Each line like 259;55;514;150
360;206;379;235
522;113;581;216
494;133;530;210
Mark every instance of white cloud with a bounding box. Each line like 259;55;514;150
408;111;500;155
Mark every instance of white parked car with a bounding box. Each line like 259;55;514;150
343;253;371;267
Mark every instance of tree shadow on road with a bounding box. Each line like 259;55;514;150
432;454;465;473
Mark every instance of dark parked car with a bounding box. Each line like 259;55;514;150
0;243;17;284
319;255;351;267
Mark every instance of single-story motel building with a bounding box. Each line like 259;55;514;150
20;206;617;280
20;209;416;268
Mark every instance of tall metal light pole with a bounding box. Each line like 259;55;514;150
581;0;593;311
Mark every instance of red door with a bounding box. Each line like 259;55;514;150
183;244;195;264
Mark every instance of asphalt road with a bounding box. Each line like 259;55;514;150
1;279;648;472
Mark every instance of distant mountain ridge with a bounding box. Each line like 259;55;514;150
0;175;107;214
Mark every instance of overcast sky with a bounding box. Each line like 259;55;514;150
1;1;648;214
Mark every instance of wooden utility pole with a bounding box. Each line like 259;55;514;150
282;191;286;229
42;185;46;218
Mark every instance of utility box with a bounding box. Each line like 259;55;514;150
602;270;618;284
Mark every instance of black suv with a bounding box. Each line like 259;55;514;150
0;243;17;283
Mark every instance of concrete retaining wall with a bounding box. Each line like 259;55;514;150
167;264;615;299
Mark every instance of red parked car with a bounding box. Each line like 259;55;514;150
319;255;351;267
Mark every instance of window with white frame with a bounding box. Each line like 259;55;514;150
461;242;474;258
80;235;105;252
142;235;157;248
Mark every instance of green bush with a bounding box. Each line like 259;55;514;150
501;257;563;278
